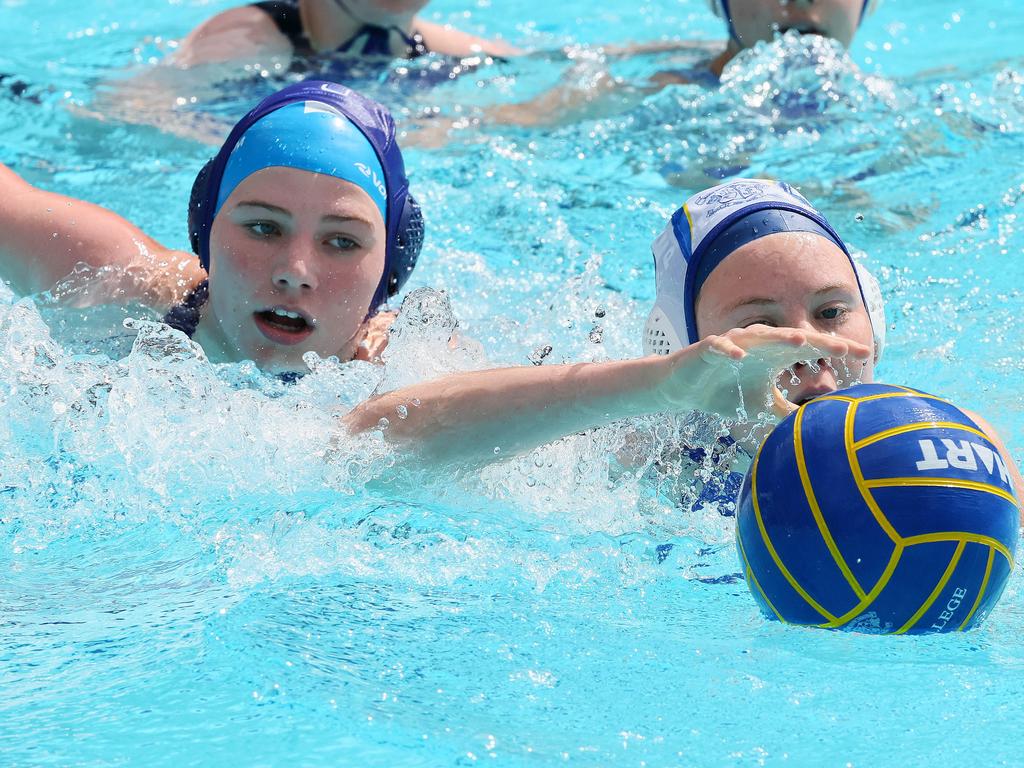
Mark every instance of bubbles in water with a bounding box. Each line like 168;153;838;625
528;345;553;366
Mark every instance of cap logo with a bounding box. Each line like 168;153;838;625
355;161;387;199
691;180;768;217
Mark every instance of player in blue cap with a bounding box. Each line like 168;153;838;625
0;80;422;374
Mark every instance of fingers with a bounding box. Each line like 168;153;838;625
729;326;871;365
770;384;798;419
697;334;746;362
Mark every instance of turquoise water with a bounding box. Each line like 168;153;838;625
2;0;1024;764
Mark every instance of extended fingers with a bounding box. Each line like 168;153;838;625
699;334;746;362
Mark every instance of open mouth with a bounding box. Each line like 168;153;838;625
779;25;828;37
253;307;315;346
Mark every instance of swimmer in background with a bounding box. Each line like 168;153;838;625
174;0;520;67
0;80;422;374
343;178;1024;512
489;0;879;127
89;0;519;143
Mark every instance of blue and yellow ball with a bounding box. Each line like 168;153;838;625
736;383;1020;634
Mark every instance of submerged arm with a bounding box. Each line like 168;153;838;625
415;19;522;58
343;326;869;469
84;7;289;146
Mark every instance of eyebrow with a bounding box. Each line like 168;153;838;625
233;201;375;228
723;283;854;314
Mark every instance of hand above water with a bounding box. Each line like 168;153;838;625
654;325;872;421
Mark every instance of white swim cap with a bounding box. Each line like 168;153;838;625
642;178;886;362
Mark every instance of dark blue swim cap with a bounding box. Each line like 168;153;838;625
188;80;423;312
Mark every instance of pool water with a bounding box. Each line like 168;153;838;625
2;0;1024;765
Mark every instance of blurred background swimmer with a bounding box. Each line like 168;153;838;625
0;81;422;375
174;0;520;66
86;0;520;143
343;179;1024;514
488;0;880;128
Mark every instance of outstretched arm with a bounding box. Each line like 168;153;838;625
0;164;203;303
415;19;521;58
342;326;869;468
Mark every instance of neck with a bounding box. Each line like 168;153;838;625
301;0;417;54
709;41;741;79
192;311;235;364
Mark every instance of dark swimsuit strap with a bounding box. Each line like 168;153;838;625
251;0;428;58
163;279;209;338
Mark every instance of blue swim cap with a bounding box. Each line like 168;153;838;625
214;100;388;219
642;178;886;359
188;81;423;312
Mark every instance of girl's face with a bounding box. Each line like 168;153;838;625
206;166;387;373
695;231;875;404
725;0;864;49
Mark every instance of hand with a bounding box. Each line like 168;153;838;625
352;311;396;362
658;326;871;420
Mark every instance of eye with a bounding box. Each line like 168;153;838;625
326;234;360;251
819;305;848;322
244;220;281;238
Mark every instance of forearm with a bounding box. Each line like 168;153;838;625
342;325;870;470
342;356;676;467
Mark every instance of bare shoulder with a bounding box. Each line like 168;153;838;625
0;164;206;302
171;6;292;67
415;19;521;58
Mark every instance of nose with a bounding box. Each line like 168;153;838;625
272;246;318;292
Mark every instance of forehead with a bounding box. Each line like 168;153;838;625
700;232;857;304
220;166;384;224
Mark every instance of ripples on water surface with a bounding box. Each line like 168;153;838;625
2;0;1024;764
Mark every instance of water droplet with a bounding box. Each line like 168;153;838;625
855;213;865;222
396;405;408;419
377;417;390;430
528;345;553;366
526;476;537;487
411;398;421;407
493;446;501;455
594;307;606;319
